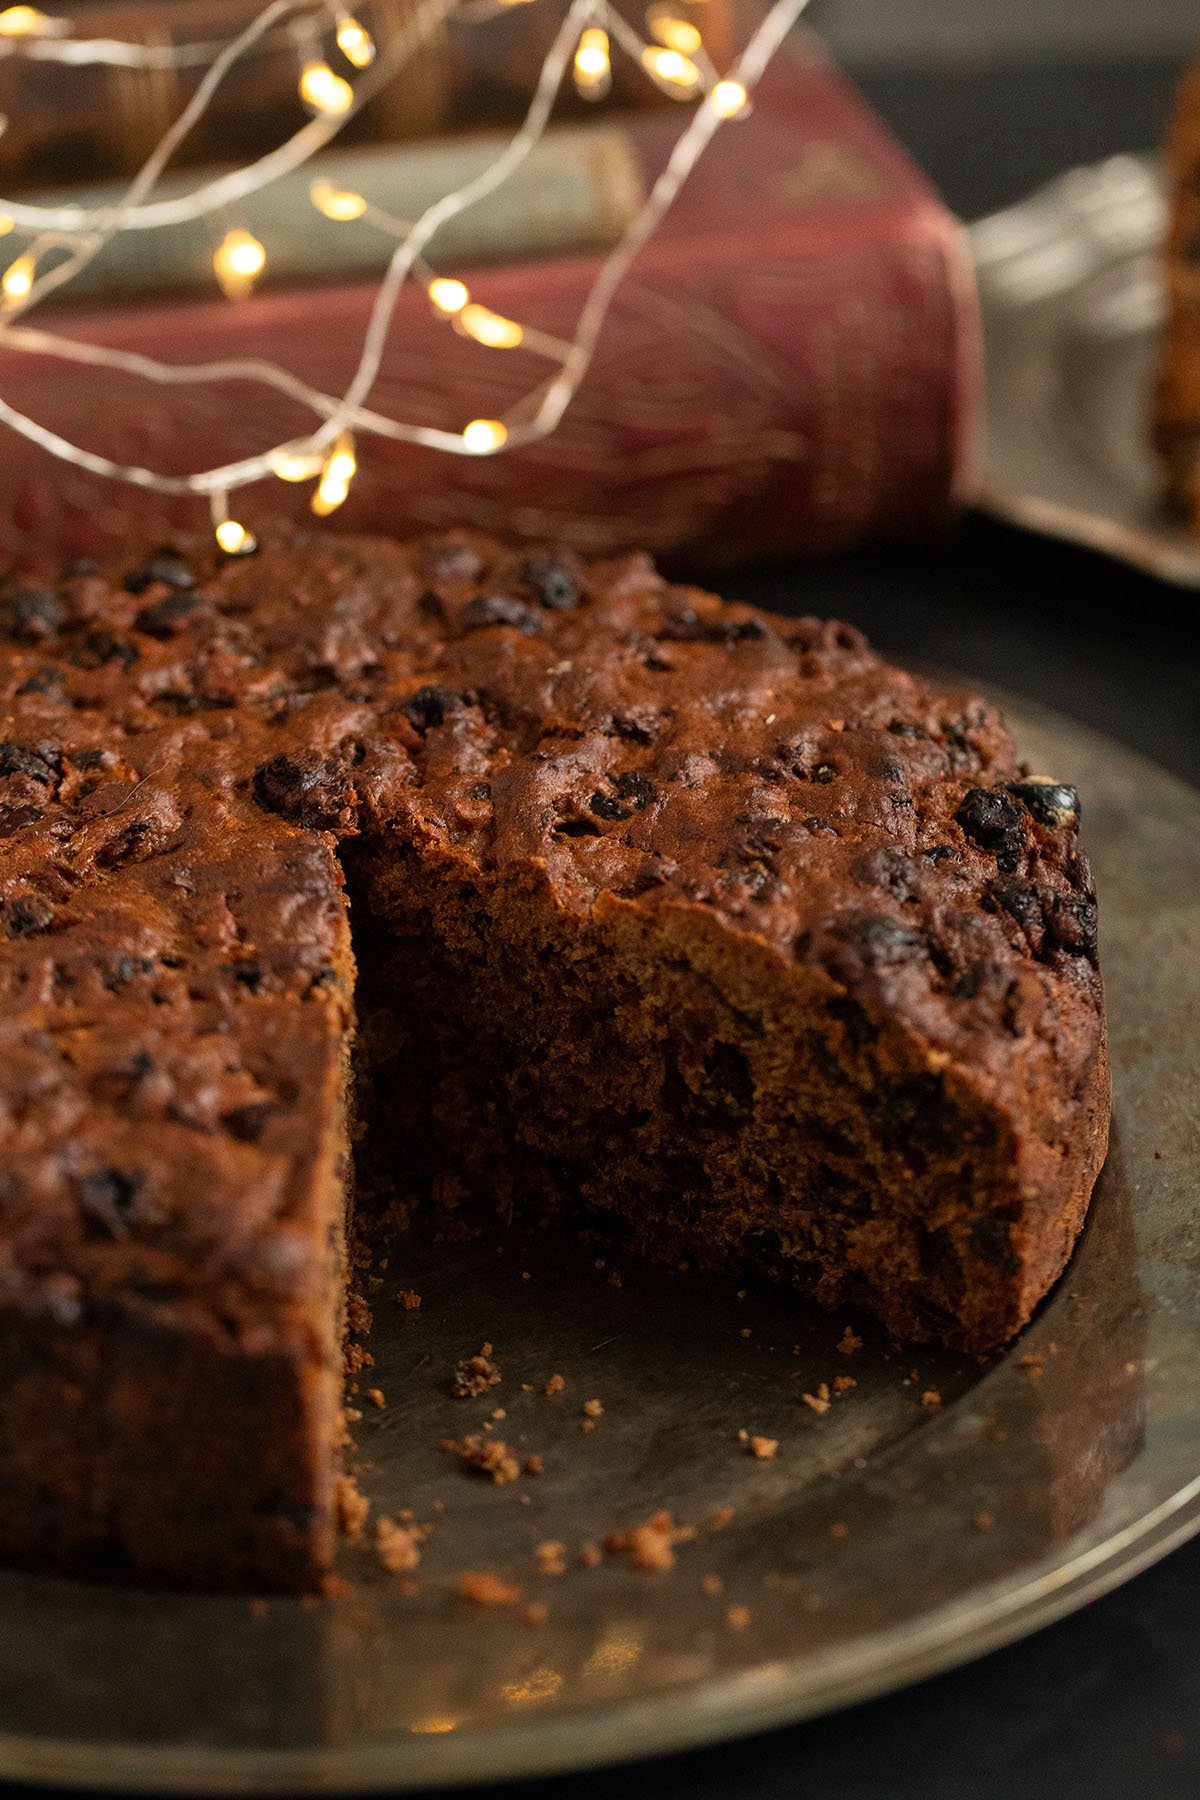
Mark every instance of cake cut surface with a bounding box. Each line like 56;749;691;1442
0;532;1108;1590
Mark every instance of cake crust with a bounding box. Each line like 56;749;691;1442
0;532;1108;1588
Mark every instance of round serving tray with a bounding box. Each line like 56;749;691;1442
971;153;1200;587
0;695;1198;1792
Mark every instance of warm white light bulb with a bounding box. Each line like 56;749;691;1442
641;44;702;92
462;419;508;454
311;476;350;516
457;304;524;349
335;15;374;67
1;251;35;303
428;277;470;315
269;446;325;482
648;12;703;54
215;518;257;555
573;26;610;98
324;432;356;486
709;78;749;118
0;6;66;36
213;227;266;299
310;180;367;221
298;61;354;116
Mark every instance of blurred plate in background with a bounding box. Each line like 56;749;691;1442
971;153;1200;588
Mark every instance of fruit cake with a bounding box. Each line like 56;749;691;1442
1157;54;1200;531
0;532;1109;1590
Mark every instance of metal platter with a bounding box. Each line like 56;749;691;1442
0;695;1199;1792
971;153;1200;587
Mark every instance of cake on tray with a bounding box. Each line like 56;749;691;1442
0;531;1109;1590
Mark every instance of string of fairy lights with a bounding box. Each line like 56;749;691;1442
0;0;811;553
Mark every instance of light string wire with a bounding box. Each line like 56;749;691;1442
0;0;812;538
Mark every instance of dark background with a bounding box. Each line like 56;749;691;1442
7;13;1200;1800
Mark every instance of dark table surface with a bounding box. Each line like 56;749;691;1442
6;43;1200;1800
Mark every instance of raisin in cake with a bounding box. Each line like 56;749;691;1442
0;533;1109;1590
1157;54;1200;530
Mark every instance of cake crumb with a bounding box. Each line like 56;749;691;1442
701;1574;723;1597
491;1407;506;1421
726;1604;752;1631
367;1387;386;1410
441;1433;521;1484
708;1506;734;1531
344;1406;364;1424
578;1543;603;1568
457;1570;523;1608
395;1289;422;1310
582;1398;604;1419
522;1602;549;1627
375;1515;425;1574
524;1454;544;1476
346;1293;372;1336
837;1327;862;1357
544;1373;566;1396
451;1348;502;1398
535;1541;567;1576
921;1388;942;1409
802;1391;830;1416
604;1511;691;1572
321;1573;355;1599
344;1342;374;1374
830;1521;849;1539
747;1434;778;1461
833;1375;857;1393
973;1510;996;1534
247;1596;271;1620
335;1474;370;1539
1018;1354;1045;1383
739;1327;752;1339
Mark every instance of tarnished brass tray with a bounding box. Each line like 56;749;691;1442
0;696;1196;1792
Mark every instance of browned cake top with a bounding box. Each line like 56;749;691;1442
0;532;1100;1341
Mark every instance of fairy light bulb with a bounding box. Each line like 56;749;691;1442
269;446;325;482
0;214;13;237
457;304;524;349
641;45;702;93
428;277;469;315
311;477;349;515
462;419;508;454
310;180;367;221
311;431;356;514
647;11;703;54
0;6;66;35
213;227;265;299
215;518;257;555
335;15;374;68
298;61;354;116
324;431;356;485
573;26;610;99
1;252;36;304
709;78;750;118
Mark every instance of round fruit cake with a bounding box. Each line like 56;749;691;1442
0;532;1108;1589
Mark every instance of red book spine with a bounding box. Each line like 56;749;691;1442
0;38;979;568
